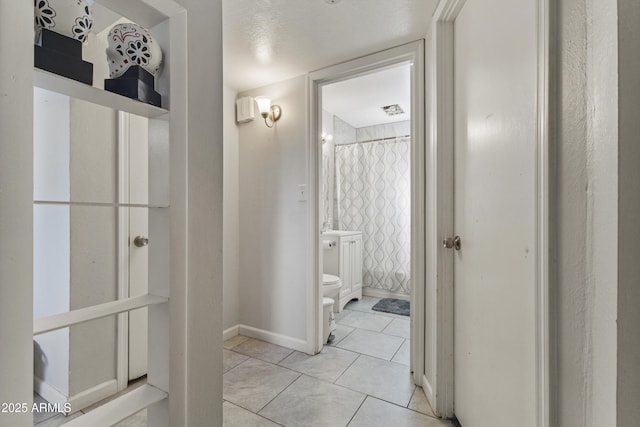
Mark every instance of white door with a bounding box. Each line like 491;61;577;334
453;0;537;425
127;114;149;380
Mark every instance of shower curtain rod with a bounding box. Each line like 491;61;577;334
336;134;411;146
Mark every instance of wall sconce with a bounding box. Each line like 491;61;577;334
254;96;282;128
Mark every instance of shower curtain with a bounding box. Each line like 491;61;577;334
334;136;411;295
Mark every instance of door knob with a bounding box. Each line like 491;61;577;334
443;235;461;251
133;235;149;247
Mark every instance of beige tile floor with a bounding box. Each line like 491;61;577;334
223;296;452;427
35;297;451;426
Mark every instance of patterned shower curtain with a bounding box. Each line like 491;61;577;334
334;137;411;295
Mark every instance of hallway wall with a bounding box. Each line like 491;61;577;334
0;3;33;422
616;0;640;423
170;1;224;423
223;84;240;330
557;0;618;425
237;75;309;345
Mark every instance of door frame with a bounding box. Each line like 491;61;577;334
427;0;553;424
307;41;426;386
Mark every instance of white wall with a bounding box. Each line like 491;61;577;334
223;84;240;330
84;23;118;91
68;206;118;396
69;100;118;203
33;89;70;202
68;98;119;396
586;0;618;424
556;0;618;425
238;75;309;343
0;2;34;424
322;109;334;138
616;0;640;424
170;1;224;424
320;109;335;230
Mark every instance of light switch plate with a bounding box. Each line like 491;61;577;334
297;184;307;201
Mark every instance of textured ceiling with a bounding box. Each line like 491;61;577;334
223;0;438;92
323;64;411;128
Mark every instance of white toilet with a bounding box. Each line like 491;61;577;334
322;273;342;299
322;274;342;344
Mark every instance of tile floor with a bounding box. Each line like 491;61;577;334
34;296;451;427
223;296;452;427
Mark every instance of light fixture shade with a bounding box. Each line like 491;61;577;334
254;96;272;118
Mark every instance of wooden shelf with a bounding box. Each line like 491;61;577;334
62;385;168;426
34;69;168;118
34;294;168;336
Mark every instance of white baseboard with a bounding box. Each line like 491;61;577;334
363;287;411;301
235;325;309;354
34;376;68;407
67;379;118;414
223;324;240;341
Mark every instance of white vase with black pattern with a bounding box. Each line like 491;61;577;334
106;23;163;79
34;0;93;43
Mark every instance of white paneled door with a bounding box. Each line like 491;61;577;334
453;0;538;425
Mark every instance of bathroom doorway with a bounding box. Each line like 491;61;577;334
321;65;412;322
308;41;425;385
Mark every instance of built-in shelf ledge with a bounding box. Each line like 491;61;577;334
34;294;168;336
34;69;168;118
62;385;167;427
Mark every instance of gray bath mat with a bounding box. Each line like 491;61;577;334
372;298;410;316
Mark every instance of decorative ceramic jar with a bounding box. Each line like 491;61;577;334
34;0;93;43
106;23;163;79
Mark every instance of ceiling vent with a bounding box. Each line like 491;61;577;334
381;104;405;116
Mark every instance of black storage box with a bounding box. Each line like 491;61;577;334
119;65;155;87
104;66;161;107
37;29;82;57
34;29;93;85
